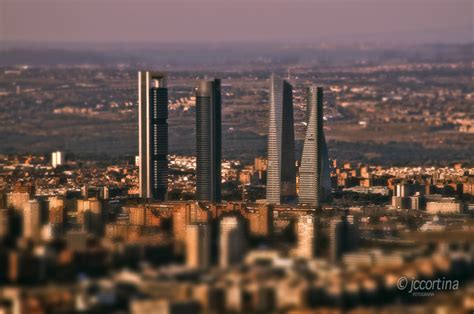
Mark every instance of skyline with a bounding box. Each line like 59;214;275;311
0;1;473;312
1;0;472;45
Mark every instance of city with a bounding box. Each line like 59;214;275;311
1;1;473;314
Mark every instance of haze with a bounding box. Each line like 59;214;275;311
1;0;472;45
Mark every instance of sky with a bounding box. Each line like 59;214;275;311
1;0;472;44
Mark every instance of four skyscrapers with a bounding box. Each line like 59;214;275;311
138;72;330;205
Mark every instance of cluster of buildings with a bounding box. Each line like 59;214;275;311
0;196;473;314
0;70;473;313
138;72;331;207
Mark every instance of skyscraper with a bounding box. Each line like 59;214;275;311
138;72;168;201
299;86;331;207
266;74;297;205
195;79;222;203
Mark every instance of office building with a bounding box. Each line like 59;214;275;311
48;196;66;233
138;71;168;201
172;202;210;246
130;299;200;314
299;86;331;206
6;192;30;212
185;223;211;269
77;198;103;235
195;79;222;203
0;208;9;240
295;214;316;258
266;74;297;204
426;199;464;214
409;195;425;210
128;205;146;225
81;185;110;200
65;230;88;251
23;200;47;239
330;215;359;263
391;183;426;210
51;151;65;168
219;215;246;267
247;203;273;237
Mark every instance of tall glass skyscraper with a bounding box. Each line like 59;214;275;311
299;86;331;207
266;74;297;204
195;79;222;203
138;71;168;201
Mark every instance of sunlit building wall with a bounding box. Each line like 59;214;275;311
266;74;297;205
138;71;168;201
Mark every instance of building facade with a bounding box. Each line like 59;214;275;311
195;79;222;203
295;214;316;258
138;71;168;201
51;151;65;168
299;86;331;207
23;200;45;240
266;75;297;205
186;223;211;269
219;215;246;268
0;209;9;240
330;215;359;263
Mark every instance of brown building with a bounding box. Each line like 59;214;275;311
105;223;130;241
49;197;66;232
246;204;273;237
145;207;162;227
77;198;103;235
128;205;146;225
254;157;268;172
172;202;210;244
6;192;30;212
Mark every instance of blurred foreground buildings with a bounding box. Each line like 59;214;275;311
1;154;473;313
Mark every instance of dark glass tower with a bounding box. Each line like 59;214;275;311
195;79;222;203
138;72;168;201
266;74;297;204
299;86;331;206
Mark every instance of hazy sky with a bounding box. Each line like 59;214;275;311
1;0;472;44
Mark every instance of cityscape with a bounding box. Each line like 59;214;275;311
1;1;474;314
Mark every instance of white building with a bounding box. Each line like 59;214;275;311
186;223;210;269
426;199;463;214
295;215;316;258
51;151;65;168
219;216;246;268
